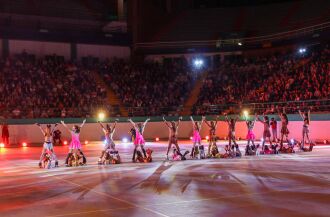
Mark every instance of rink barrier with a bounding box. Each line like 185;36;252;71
6;114;330;125
2;114;330;145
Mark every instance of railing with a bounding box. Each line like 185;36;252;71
127;99;330;116
134;21;330;49
2;99;330;119
192;99;330;115
0;105;121;119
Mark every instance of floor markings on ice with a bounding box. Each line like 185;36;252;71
46;206;136;217
52;175;171;217
145;183;330;207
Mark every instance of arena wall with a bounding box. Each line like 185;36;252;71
3;115;330;145
9;40;71;59
6;39;130;60
76;44;130;60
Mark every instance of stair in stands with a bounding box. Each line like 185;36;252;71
180;72;208;116
92;71;128;117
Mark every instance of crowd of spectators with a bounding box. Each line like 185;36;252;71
1;44;329;119
0;53;107;118
98;58;193;116
194;44;330;115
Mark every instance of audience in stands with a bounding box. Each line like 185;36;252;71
194;44;330;114
0;44;329;119
98;58;193;116
0;53;107;118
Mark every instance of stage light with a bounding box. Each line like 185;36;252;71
237;137;240;141
0;143;5;148
63;140;68;145
98;112;105;120
299;48;306;54
205;136;209;140
155;137;160;142
193;59;204;68
238;42;242;46
22;142;27;147
190;136;193;140
324;140;327;144
84;140;89;145
261;138;264;142
122;137;128;143
243;110;249;117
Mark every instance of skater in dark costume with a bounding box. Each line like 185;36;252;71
163;116;183;160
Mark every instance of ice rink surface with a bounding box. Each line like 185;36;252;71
1;140;330;217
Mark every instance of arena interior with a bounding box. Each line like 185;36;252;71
0;1;330;217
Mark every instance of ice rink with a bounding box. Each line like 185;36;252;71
1;140;330;217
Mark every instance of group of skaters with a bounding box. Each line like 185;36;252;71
36;109;314;168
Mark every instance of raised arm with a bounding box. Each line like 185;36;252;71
224;114;230;124
244;115;249;124
163;117;170;128
60;120;71;132
204;120;211;128
35;123;45;134
256;115;264;123
298;110;304;120
199;116;205;130
215;115;219;127
113;119;118;130
308;110;311;123
190;116;195;126
253;115;257;125
51;123;59;134
142;118;150;128
234;115;240;124
176;116;182;127
80;119;86;128
98;121;105;129
128;118;136;127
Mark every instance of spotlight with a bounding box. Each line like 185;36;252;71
98;112;105;120
22;142;27;147
0;143;5;148
63;140;68;145
193;58;204;68
298;48;306;54
155;137;160;142
205;136;209;140
190;136;193;140
122;137;128;143
238;42;242;46
290;139;295;144
84;140;89;145
261;138;264;142
243;110;249;117
237;137;240;141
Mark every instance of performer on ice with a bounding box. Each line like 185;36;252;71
36;123;59;168
61;119;87;166
128;118;150;162
163;116;183;160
